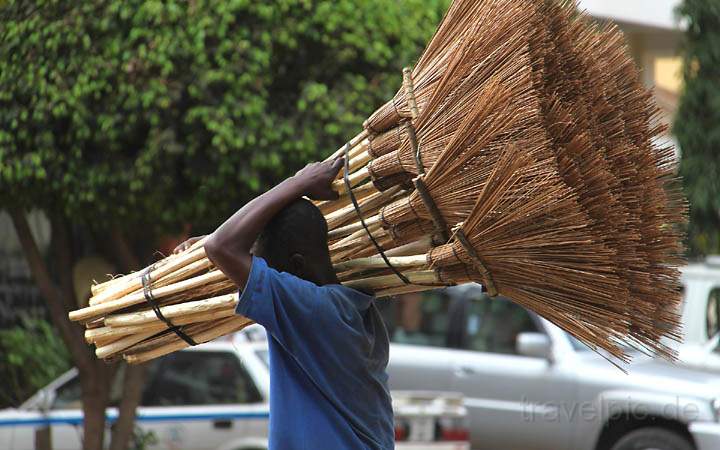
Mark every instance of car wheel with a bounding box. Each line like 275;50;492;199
610;427;693;450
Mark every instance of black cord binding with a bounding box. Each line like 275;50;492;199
454;228;498;297
141;266;198;346
343;143;411;285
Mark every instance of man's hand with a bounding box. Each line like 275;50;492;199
173;235;206;254
293;157;344;201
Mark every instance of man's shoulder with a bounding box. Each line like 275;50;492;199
316;284;375;317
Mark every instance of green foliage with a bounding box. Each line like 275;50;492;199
675;0;720;255
0;317;71;408
0;0;447;234
132;427;158;450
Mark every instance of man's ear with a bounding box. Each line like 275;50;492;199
290;253;306;276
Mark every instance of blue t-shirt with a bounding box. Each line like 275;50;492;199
236;256;394;450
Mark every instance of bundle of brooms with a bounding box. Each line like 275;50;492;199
69;0;686;367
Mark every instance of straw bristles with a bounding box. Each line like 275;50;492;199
366;9;538;184
423;145;631;361
363;0;488;134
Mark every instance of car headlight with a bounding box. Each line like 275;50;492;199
712;398;720;422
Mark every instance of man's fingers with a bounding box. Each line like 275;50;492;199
331;156;345;173
326;188;340;201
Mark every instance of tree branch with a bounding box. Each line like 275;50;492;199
109;363;147;450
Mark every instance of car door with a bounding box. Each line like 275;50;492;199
138;349;267;450
449;295;577;450
47;375;92;450
383;291;462;393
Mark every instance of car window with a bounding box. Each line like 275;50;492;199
52;376;83;409
52;363;158;410
256;349;269;368
465;297;540;355
378;290;451;348
141;351;261;406
707;287;720;339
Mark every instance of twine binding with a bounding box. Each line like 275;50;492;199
142;266;198;346
343;143;411;286
404;121;424;175
454;227;498;297
402;67;420;119
413;177;449;242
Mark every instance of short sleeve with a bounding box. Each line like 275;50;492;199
236;256;328;346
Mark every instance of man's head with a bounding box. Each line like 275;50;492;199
253;198;337;285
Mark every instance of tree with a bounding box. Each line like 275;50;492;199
675;0;720;256
0;1;446;448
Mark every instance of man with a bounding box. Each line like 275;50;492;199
176;158;394;449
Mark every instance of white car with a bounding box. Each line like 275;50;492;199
380;287;720;450
678;257;720;371
0;335;469;450
1;342;270;450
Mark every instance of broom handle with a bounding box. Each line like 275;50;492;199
329;222;385;252
331;167;370;195
88;240;209;306
328;214;381;238
88;307;237;345
89;235;208;297
70;270;228;323
375;284;439;297
104;292;238;327
348;150;372;173
96;330;159;359
89;256;214;306
343;269;442;291
318;182;377;216
333;254;428;272
382;236;434;257
324;130;370;162
326;187;404;230
124;317;252;364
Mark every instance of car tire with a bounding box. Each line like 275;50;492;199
610;427;694;450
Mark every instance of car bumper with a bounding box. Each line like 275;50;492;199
395;443;470;450
690;422;720;450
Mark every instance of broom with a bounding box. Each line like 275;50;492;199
332;0;539;197
340;142;632;361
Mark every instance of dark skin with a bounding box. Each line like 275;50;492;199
174;158;344;289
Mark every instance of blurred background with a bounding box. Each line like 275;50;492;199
1;0;719;449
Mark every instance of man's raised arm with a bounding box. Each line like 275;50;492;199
203;158;343;288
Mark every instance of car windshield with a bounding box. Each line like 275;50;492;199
567;334;592;352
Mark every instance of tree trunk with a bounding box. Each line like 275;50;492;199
9;208;93;373
108;229;147;450
109;364;148;450
10;209;110;450
80;368;112;450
